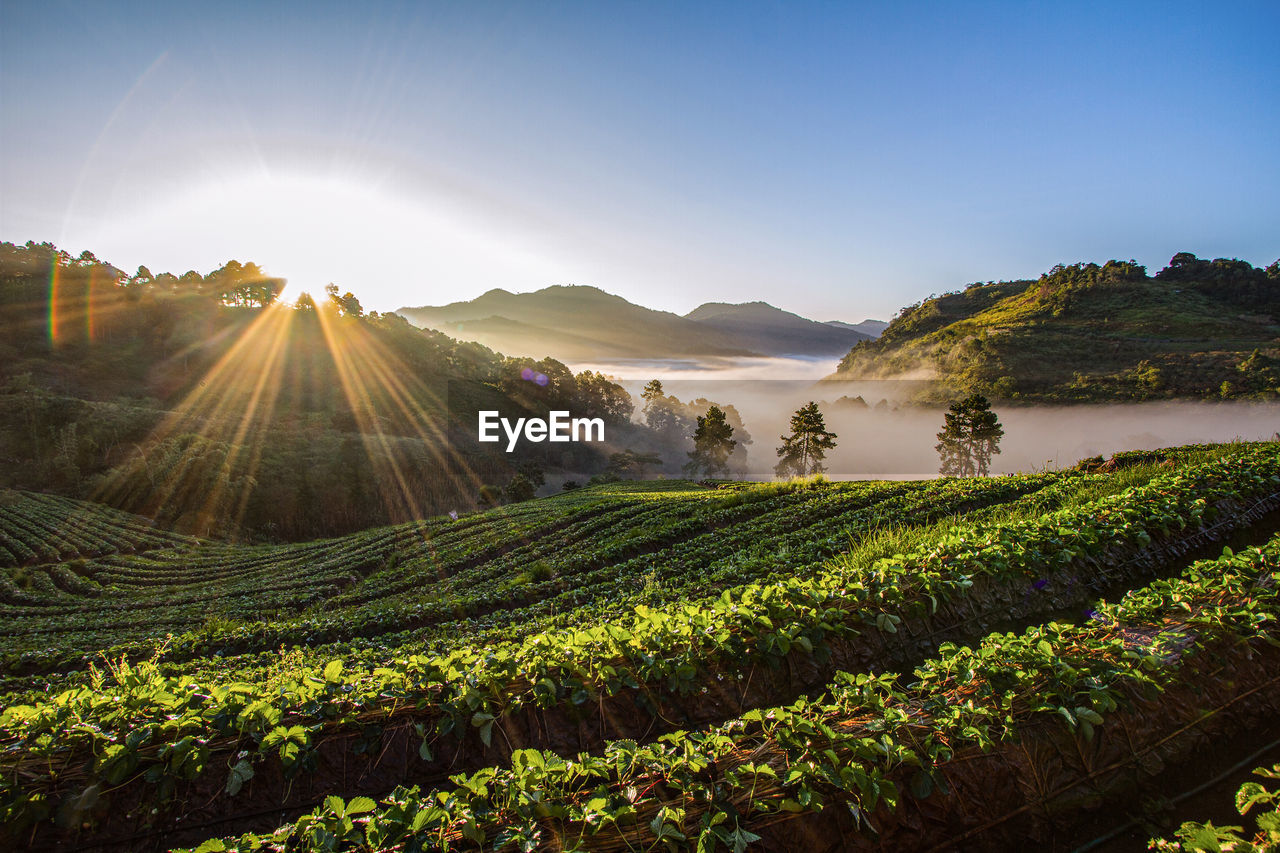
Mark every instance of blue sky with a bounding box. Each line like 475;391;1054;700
2;0;1277;321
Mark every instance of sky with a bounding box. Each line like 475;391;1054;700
1;0;1277;322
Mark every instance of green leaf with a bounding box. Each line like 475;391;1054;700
731;827;762;853
325;794;346;817
1076;707;1104;725
347;796;377;815
910;770;934;799
225;759;254;797
471;712;495;748
193;840;228;853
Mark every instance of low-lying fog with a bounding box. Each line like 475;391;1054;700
766;401;1280;479
568;355;841;382
583;364;1280;479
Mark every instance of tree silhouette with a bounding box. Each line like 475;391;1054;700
641;378;683;435
607;449;663;479
325;283;364;317
503;473;536;503
775;401;837;477
935;394;1004;476
684;404;736;478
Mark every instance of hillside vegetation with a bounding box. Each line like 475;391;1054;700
0;242;639;541
832;253;1280;402
3;441;1280;851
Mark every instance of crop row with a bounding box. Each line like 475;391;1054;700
0;489;739;672
2;446;1276;843
0;491;192;567
175;527;1280;852
0;474;1054;685
0;479;983;673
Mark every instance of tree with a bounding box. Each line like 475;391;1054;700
684;404;736;478
326;283;364;317
503;473;536;503
606;449;663;479
212;261;284;307
935;394;1004;476
1236;349;1280;395
641;379;664;411
516;460;546;488
774;402;837;477
573;370;633;424
641;378;682;434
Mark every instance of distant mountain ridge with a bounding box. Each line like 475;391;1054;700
824;319;888;338
398;286;877;361
683;301;869;356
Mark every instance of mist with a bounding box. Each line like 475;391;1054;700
603;371;1280;479
776;401;1280;479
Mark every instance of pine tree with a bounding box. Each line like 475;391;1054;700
684;405;736;478
641;378;681;435
774;402;837;478
935;394;1004;476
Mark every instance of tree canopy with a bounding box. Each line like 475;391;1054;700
775;402;837;478
935;394;1004;477
684;405;736;478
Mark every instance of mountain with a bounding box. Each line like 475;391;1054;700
684;301;870;356
399;287;873;361
825;318;888;338
829;253;1280;402
398;285;761;361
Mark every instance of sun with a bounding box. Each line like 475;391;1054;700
81;168;569;313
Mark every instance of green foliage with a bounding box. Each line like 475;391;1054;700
774;401;837;478
173;521;1280;851
1235;349;1280;394
1151;764;1280;851
684;405;737;478
0;241;654;540
4;442;1277;849
502;473;536;503
606;448;663;479
935;393;1004;476
834;253;1280;402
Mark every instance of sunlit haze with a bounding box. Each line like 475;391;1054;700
3;0;1277;318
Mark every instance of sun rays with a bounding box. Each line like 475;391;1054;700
85;293;487;538
48;261;131;348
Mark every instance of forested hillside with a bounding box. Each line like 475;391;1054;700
832;253;1280;402
0;242;635;540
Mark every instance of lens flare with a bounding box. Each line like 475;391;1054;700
48;262;123;347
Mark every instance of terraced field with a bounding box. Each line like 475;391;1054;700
2;442;1279;851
